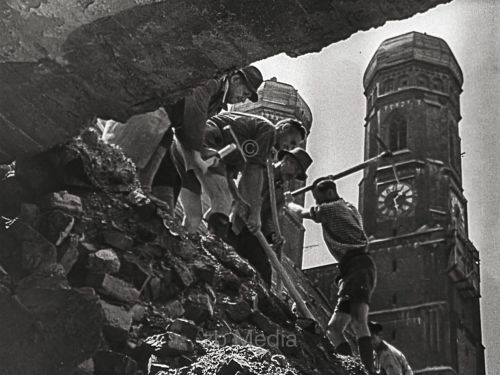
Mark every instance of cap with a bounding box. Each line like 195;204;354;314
368;321;383;334
278;147;313;181
238;66;263;102
275;118;307;141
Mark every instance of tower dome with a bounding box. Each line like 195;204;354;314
363;31;463;90
231;78;313;133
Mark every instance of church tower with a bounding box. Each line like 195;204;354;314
360;32;485;374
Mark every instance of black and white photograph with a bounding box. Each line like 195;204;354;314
0;0;498;374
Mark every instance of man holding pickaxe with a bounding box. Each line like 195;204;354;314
285;178;376;375
283;137;406;375
177;112;306;238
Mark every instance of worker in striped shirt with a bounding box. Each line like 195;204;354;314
285;178;377;375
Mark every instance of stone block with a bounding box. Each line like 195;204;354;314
99;300;133;343
224;300;252;323
192;260;216;283
39;191;83;215
102;229;134;251
164;300;185;319
73;358;94;375
8;220;57;273
119;252;151;288
217;357;251;375
172;260;195;288
0;287;103;375
88;248;121;274
85;273;140;304
167;318;199;342
93;350;137;375
59;234;80;275
183;293;213;323
130;304;146;322
142;332;194;358
38;210;75;246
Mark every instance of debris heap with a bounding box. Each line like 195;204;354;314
0;129;366;375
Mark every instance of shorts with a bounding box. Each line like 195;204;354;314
334;252;377;314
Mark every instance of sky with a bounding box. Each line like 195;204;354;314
253;0;499;372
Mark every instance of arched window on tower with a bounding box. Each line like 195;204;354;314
388;112;408;151
382;79;394;94
417;74;429;88
433;77;444;92
398;75;409;88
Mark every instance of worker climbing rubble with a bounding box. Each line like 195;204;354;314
176;112;306;238
285;178;377;375
369;321;414;375
102;66;264;213
235;146;313;286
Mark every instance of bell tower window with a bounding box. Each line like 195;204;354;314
388;112;408;151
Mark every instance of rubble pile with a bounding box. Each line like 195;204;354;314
0;131;366;375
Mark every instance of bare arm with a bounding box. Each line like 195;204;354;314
284;192;312;219
239;163;264;232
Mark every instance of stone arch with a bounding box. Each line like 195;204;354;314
381;78;394;94
432;77;444;91
417;73;429;88
398;74;410;88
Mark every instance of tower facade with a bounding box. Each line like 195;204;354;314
359;32;484;374
232;78;312;267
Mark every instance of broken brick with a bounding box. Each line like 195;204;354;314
16;262;69;291
224;300;252;323
142;332;194;358
39;191;83;215
59;234;80;275
168;318;199;342
164;300;185;319
88;248;121;274
85;273;140;304
192;260;216;283
73;358;94;375
147;275;162;300
184;293;213;323
102;229;134;251
172;259;195;288
93;350;137;375
217;357;251;375
8;220;57;273
119;252;151;288
38;210;75;246
130;304;146;322
100;300;133;343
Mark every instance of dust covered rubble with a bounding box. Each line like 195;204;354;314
0;129;366;375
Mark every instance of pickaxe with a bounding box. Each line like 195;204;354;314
289;135;407;196
222;128;316;320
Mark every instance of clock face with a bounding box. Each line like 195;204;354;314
450;192;465;231
378;182;416;218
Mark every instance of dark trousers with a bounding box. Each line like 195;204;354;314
232;227;272;286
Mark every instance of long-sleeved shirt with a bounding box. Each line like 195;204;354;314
375;341;414;375
309;198;368;263
172;78;226;151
